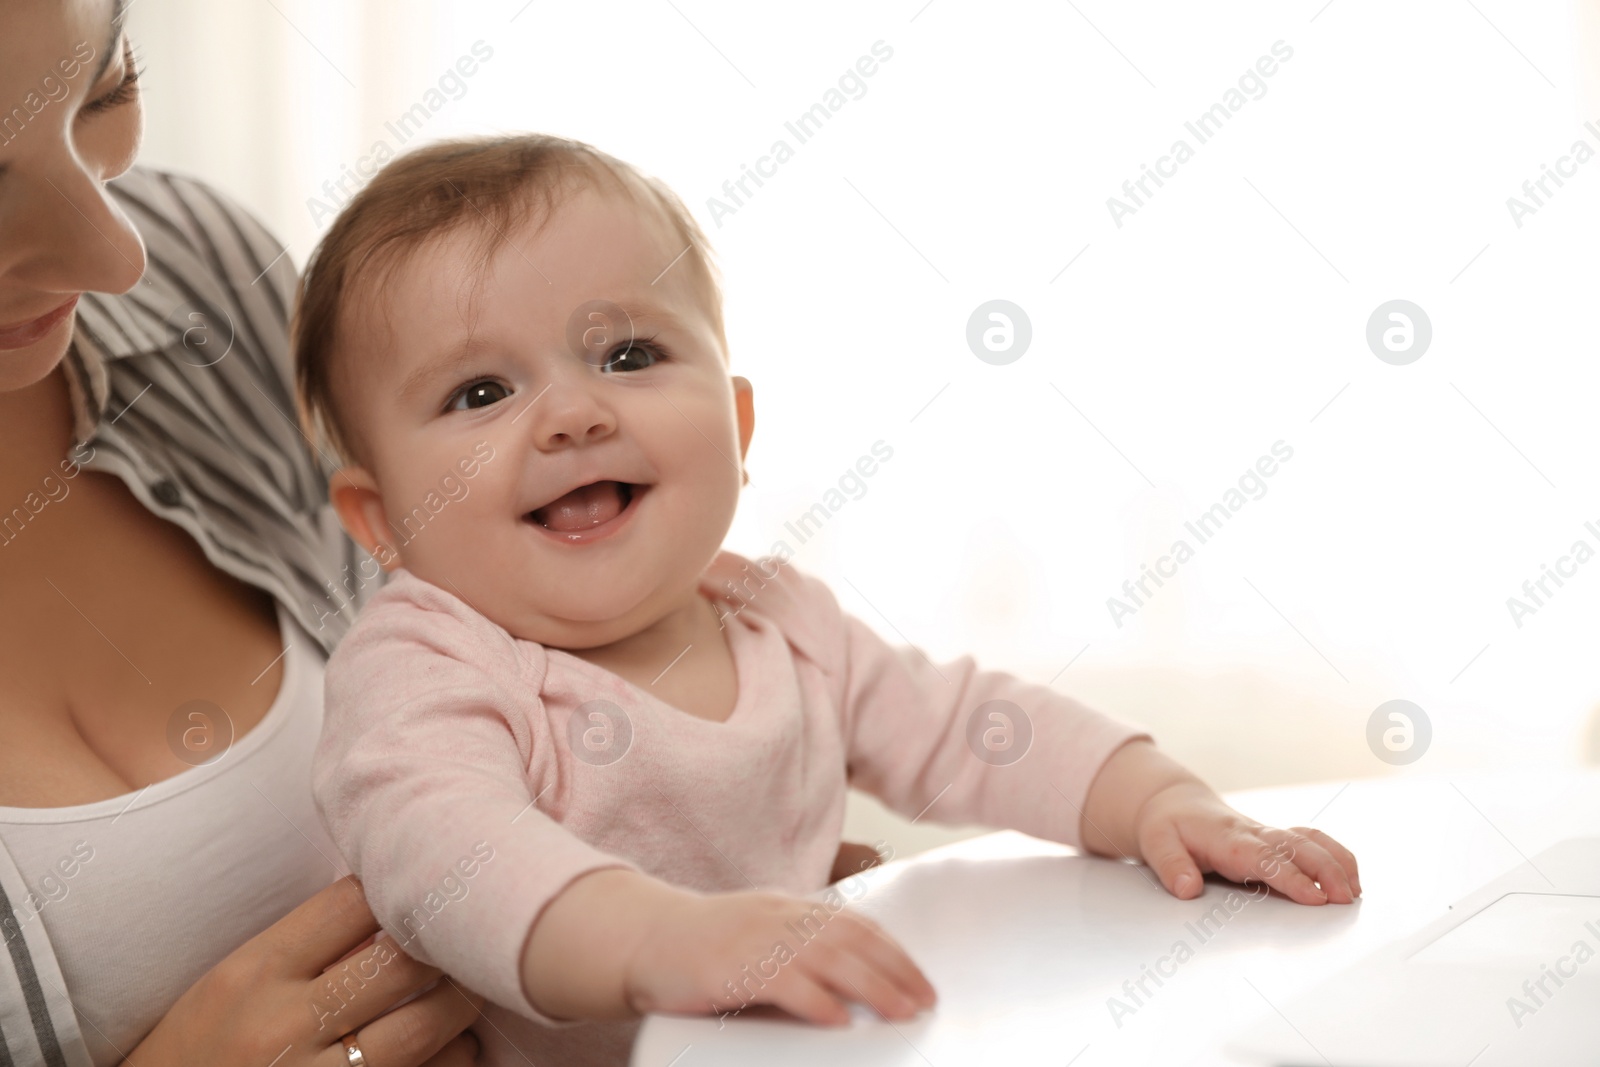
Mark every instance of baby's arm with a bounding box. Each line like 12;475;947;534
794;571;1360;904
1078;738;1360;903
313;586;636;1021
316;577;933;1027
519;869;935;1024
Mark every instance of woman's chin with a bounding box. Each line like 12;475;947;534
0;331;74;395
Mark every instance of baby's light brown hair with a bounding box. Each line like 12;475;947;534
292;133;725;469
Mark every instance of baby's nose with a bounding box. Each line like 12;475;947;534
526;378;617;449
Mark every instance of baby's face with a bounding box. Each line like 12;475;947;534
335;184;750;649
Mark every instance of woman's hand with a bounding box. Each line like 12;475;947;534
827;840;884;884
124;875;484;1066
1133;779;1361;904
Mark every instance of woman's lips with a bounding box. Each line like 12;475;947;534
0;296;80;351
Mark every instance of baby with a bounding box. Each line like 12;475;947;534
292;134;1360;1066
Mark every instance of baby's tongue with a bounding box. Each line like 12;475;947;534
532;481;625;532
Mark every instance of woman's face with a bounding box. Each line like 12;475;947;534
0;0;146;393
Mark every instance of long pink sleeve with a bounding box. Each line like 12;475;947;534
752;561;1151;851
312;575;634;1024
314;551;1151;1064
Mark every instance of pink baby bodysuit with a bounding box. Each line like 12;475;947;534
313;549;1150;1065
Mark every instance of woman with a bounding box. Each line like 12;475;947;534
1;6;879;1061
0;0;487;1062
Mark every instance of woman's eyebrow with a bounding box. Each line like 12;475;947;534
90;0;129;86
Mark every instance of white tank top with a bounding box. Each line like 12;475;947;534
0;601;345;1065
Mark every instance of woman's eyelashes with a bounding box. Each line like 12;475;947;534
81;43;142;117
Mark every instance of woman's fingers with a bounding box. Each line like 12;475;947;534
308;935;447;1038
828;841;884;884
257;875;486;1046
419;1031;481;1067
325;931;380;972
268;875;384;977
333;978;485;1067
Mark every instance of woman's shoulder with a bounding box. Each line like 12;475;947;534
101;165;297;307
69;166;365;655
75;162;300;396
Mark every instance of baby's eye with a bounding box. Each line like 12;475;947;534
601;342;662;374
447;380;511;411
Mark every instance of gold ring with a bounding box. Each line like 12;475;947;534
341;1032;368;1066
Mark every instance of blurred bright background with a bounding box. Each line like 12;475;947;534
127;0;1600;853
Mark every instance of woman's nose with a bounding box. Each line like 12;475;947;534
3;154;146;297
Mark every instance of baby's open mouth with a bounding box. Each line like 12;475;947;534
526;480;637;534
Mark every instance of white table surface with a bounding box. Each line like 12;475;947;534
631;767;1600;1066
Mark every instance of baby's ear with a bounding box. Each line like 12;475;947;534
733;375;755;472
329;467;401;571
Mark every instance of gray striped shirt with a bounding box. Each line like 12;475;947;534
58;165;380;657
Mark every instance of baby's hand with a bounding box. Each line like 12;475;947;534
623;889;937;1025
1134;780;1361;905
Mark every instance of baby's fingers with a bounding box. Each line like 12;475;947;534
764;969;853;1026
1294;826;1361;897
1138;819;1205;899
803;940;925;1022
832;914;937;1009
1265;830;1355;904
